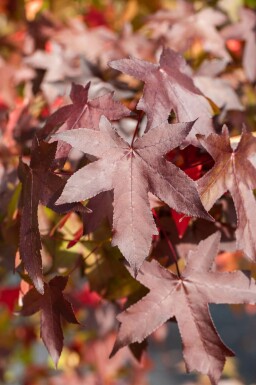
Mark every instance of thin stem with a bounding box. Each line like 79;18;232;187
66;256;83;276
49;213;71;236
83;244;102;261
41;233;83;242
131;111;144;147
153;209;181;278
161;225;181;278
66;239;109;276
82;238;111;261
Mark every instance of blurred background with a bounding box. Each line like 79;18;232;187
0;0;256;384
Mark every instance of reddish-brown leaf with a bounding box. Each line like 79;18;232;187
54;117;211;273
109;48;214;145
43;82;130;164
18;139;88;293
82;191;113;235
20;276;78;367
197;126;256;261
112;232;256;384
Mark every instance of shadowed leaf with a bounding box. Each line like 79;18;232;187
18;139;88;292
20;275;78;367
197;126;256;261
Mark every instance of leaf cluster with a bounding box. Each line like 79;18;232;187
0;1;256;384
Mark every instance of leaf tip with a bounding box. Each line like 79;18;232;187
128;262;141;279
109;338;122;358
35;277;44;295
55;196;66;205
205;212;215;223
108;60;117;70
51;350;60;369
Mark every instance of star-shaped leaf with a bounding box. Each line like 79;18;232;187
197;126;256;261
54;116;211;273
20;276;79;367
112;232;256;384
109;48;214;145
164;8;230;61
43;82;130;164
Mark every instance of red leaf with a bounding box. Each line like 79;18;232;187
0;287;19;313
171;163;202;238
171;209;190;239
67;226;83;249
84;6;109;28
74;283;101;308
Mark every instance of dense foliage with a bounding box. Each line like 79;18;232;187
0;0;256;384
